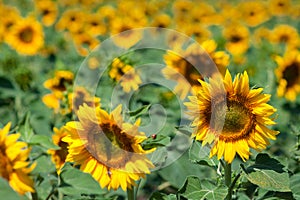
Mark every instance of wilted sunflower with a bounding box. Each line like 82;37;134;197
48;127;69;174
223;23;250;55
35;0;58;26
63;104;154;191
274;50;300;101
5;16;44;55
185;70;279;163
0;122;35;194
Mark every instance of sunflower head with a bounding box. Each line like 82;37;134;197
275;50;300;101
185;70;279;163
63;104;154;190
0;122;35;194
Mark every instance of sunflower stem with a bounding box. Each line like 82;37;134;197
127;186;135;200
224;162;232;200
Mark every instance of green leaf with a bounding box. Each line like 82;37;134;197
189;140;218;167
150;192;177;200
58;164;106;196
141;134;170;150
178;176;227;200
29;135;60;150
18;112;34;142
247;153;285;173
290;173;300;199
0;178;21;200
241;153;290;192
128;104;151;117
242;167;290;192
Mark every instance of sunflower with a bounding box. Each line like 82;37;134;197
270;24;299;49
35;0;58;26
151;14;171;29
0;5;21;42
0;122;35;194
84;13;107;36
110;17;143;49
56;9;85;33
269;0;291;16
163;40;229;99
67;87;101;113
109;58;142;93
48;127;69;174
63;104;154;191
181;25;211;44
5;16;44;55
72;32;100;56
42;70;74;112
223;23;250;55
238;1;270;27
274;50;300;101
185;70;279;163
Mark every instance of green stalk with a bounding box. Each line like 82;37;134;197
224;162;232;200
127;186;135;200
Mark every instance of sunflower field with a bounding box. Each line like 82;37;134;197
1;0;300;199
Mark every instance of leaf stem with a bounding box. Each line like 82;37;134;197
224;162;232;200
127;186;135;200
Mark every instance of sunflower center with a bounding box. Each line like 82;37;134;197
230;35;242;43
222;101;251;134
56;141;68;164
19;27;34;43
283;61;300;88
86;123;134;169
279;34;289;42
0;147;12;180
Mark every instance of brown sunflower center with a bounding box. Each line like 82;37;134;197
19;27;34;43
230;35;242;43
0;148;12;180
279;34;289;42
222;101;251;134
283;61;300;88
56;140;68;164
86;123;134;169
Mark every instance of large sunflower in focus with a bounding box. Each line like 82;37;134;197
6;16;44;55
0;122;35;194
63;104;154;191
185;70;279;163
274;50;300;101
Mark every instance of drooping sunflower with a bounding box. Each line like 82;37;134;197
185;70;279;163
0;122;35;194
223;22;250;55
274;50;300;101
5;16;44;55
238;1;270;27
63;104;154;191
48;127;69;174
35;0;58;26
